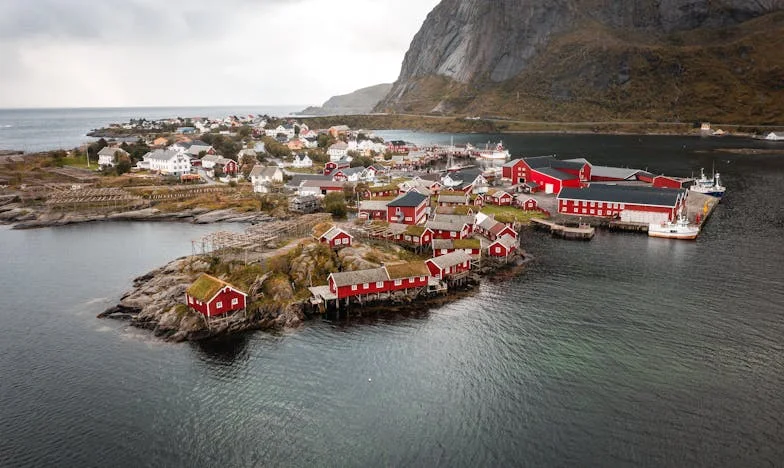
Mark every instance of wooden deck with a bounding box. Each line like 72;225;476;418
531;218;595;240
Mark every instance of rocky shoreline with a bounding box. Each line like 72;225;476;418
99;256;306;342
0;204;275;230
99;250;531;343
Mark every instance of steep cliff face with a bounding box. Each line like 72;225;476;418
379;0;784;123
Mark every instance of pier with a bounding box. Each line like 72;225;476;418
531;218;595;240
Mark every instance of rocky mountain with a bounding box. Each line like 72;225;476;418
377;0;784;123
300;83;393;116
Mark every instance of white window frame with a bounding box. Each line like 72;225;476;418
216;301;223;309
376;281;383;288
363;283;369;289
231;298;239;306
351;284;357;291
394;279;402;286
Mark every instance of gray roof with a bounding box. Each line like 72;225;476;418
590;166;643;181
322;227;352;241
425;220;466;232
388;191;428;208
249;165;281;178
478;217;501;231
427;251;472;270
432;214;473;225
432;239;454;250
563;158;592;166
558;184;685;207
359;200;390;211
144;149;182;161
532;167;575;180
336;166;365;176
523;155;557;168
491;235;518;249
438;194;468;204
550;160;585;171
330;267;388;287
98;146;128;157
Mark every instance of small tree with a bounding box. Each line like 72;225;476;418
116;155;132;175
323;192;347;218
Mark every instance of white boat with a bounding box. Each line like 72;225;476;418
473;141;511;161
689;168;726;198
648;212;700;240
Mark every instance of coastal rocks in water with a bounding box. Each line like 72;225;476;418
0;207;36;222
100;256;305;342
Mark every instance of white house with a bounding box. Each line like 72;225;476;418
328;142;349;162
292;154;313;168
97;147;129;168
765;132;784;141
139;149;192;176
249;165;284;193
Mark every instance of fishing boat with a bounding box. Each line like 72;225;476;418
472;141;511;161
648;211;700;240
689;168;726;198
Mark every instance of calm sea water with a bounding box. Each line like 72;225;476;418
0;106;303;153
1;133;783;467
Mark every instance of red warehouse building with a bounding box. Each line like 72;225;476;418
528;167;582;194
557;185;687;224
502;155;556;184
652;175;695;190
185;274;247;318
387;191;429;225
425;251;473;280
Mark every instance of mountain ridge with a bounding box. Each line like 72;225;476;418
300;83;392;116
377;0;784;123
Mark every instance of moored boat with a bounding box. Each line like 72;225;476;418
472;141;511;161
648;212;700;240
689;168;726;198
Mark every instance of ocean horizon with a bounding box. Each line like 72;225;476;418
0;105;306;153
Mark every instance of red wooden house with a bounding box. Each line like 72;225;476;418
425;251;473;280
316;226;353;249
384;262;430;292
387;191;429;225
218;158;239;176
514;195;539;211
485;188;513;206
358;200;390;221
328;268;390;300
324;160;350;176
488;235;518;258
476;215;518;240
437;191;470;207
363;184;398;199
432;238;482;257
185;274;247;318
394;225;434;248
426;219;471;240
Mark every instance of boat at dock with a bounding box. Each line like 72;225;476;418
689;168;726;199
470;141;511;161
648;212;700;240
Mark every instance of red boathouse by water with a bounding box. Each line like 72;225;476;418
186;274;247;318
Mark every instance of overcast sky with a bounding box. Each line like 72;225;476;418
0;0;439;108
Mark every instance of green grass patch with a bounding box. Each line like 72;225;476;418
480;206;546;224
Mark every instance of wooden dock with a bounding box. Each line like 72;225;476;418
531;218;595;240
